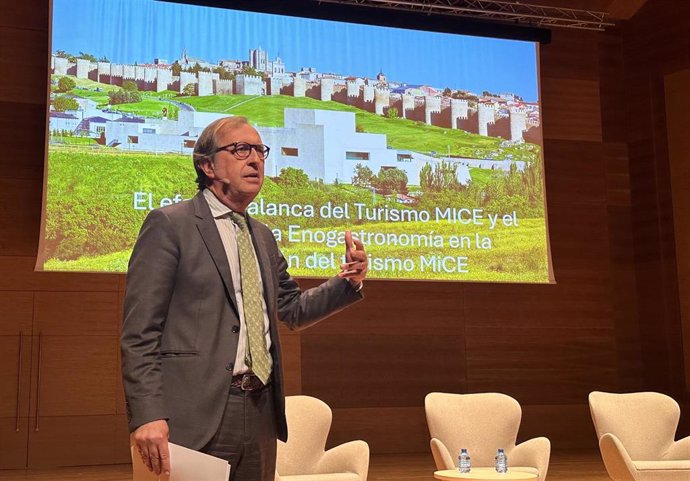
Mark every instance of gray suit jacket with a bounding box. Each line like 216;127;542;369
121;191;363;448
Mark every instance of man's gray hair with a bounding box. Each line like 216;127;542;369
192;116;249;190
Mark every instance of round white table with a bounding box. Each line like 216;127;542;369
434;468;538;480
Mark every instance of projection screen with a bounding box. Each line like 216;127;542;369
38;0;554;283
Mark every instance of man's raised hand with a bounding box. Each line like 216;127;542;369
339;230;368;288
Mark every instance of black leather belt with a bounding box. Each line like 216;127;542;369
230;373;267;391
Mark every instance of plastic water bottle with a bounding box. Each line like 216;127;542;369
458;448;471;473
495;448;508;473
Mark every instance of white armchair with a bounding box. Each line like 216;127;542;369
275;395;369;481
589;391;690;481
425;392;550;481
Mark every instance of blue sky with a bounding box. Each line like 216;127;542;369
52;0;539;101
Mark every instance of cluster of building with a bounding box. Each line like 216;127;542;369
49;48;535;188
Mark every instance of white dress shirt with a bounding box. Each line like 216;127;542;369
203;188;272;376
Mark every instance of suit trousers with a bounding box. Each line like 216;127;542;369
201;384;277;481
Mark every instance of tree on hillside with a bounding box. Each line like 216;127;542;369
108;87;141;105
181;83;197;96
56;76;76;93
187;62;211;74
56;50;76;62
419;161;463;192
241;65;260;77
171;60;182;77
522;159;543;204
374;167;408;195
78;51;97;62
53;95;79;112
98;55;110;63
385;107;399;119
352;163;374;187
122;80;138;92
213;66;234;80
420;162;433;191
452;90;476;101
434;161;462;191
278;167;310;188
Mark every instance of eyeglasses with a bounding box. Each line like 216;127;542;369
214;142;270;160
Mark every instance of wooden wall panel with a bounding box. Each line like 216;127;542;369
114;414;132;464
464;283;612;329
0;102;46;180
0;0;48;30
665;69;690;391
519;404;598;449
618;0;689;398
604;143;630;206
116;337;126;416
608;202;644;392
32;336;118;416
604;138;644;391
623;1;690;79
547;202;611;283
541;78;602;142
33;291;119;335
540;29;600;80
0;256;119;292
0;291;34;334
607;0;650;20
542;139;606;203
299;279;464;336
466;326;617;404
0;26;48;104
330;407;430;454
598;32;627;143
116;279;126;415
277;325;302;396
0;178;42;256
27;415;127;467
0;335;32;418
302;332;466;409
0;417;29;469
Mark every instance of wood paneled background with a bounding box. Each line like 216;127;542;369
1;0;688;466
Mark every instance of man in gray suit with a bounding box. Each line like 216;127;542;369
121;116;367;481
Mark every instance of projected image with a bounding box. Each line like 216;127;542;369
41;0;551;282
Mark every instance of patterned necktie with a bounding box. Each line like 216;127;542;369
229;212;271;384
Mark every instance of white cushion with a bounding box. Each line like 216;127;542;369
279;474;361;481
635;460;690;471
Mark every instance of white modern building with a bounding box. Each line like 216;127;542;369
259;109;471;186
104;110;227;153
103;107;474;185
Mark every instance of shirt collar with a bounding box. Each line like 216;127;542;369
203;188;233;219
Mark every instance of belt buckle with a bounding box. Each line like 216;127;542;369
240;374;254;391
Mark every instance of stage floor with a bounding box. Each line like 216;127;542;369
0;450;610;480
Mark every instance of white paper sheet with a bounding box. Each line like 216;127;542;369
131;442;231;481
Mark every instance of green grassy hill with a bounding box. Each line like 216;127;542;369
178;94;514;159
52;75;180;119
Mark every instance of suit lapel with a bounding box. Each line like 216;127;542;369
193;192;239;316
